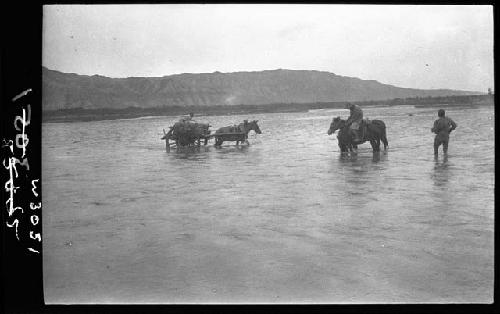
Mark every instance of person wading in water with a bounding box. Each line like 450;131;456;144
345;103;364;149
431;109;457;156
179;112;195;123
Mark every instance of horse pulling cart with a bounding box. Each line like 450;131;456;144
212;120;262;147
161;119;262;151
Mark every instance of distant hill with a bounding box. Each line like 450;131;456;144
42;66;482;111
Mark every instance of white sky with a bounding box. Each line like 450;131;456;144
43;4;493;92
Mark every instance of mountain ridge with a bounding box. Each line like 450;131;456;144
42;66;482;111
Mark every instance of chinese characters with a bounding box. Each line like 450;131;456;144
3;88;41;254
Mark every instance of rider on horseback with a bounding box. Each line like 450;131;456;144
344;103;363;143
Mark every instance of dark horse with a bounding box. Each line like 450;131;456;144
327;117;388;153
213;120;262;146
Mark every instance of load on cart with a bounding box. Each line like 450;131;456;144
161;116;211;150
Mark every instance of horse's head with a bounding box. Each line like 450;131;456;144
244;120;262;134
327;117;344;135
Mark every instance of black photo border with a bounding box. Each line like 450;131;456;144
0;1;497;314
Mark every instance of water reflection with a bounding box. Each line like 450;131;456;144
371;151;389;163
166;145;212;160
434;153;448;164
427;154;456;228
338;151;388;164
214;145;250;153
332;151;389;209
431;154;450;188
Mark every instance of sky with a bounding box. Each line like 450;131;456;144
42;4;493;92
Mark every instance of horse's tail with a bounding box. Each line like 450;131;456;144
382;128;388;149
373;120;389;149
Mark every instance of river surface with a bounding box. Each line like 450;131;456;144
42;105;494;304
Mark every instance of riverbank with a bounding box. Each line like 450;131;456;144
42;94;493;123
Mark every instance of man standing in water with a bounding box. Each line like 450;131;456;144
431;109;457;156
345;103;364;144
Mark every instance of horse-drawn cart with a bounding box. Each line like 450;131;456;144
161;121;211;151
211;131;248;147
211;120;262;147
161;119;262;150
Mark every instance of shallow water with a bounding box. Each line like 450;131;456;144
43;105;494;304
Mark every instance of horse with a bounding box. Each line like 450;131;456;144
327;116;388;152
327;118;355;154
162;122;211;150
213;120;262;147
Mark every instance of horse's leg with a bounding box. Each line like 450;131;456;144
351;144;357;154
381;128;388;150
366;127;375;150
204;137;208;146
